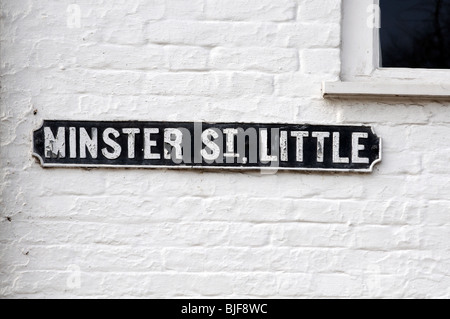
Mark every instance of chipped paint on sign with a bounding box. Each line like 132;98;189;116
33;121;382;172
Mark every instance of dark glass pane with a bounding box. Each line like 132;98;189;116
380;0;450;68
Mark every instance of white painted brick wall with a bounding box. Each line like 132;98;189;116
1;0;449;299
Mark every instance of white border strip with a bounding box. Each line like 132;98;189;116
323;81;450;99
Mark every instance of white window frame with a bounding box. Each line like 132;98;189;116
323;0;450;98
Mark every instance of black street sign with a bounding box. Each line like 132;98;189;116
33;121;382;172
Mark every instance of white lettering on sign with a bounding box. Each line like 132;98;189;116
37;122;381;172
102;128;121;160
260;129;278;162
144;128;160;160
280;131;288;162
79;127;98;159
122;128;140;159
352;132;370;164
333;132;350;164
69;127;77;159
291;131;309;162
201;129;221;161
224;128;239;161
312;132;330;163
44;127;66;159
164;128;183;161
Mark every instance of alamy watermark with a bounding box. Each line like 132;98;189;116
67;4;81;29
66;264;81;290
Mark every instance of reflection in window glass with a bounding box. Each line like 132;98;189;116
380;0;450;69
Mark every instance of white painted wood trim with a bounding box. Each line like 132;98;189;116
322;82;450;99
341;0;450;84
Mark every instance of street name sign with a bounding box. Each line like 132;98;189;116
33;121;382;172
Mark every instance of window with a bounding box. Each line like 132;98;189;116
323;0;450;98
380;0;450;69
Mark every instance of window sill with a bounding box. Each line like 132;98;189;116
323;81;450;99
